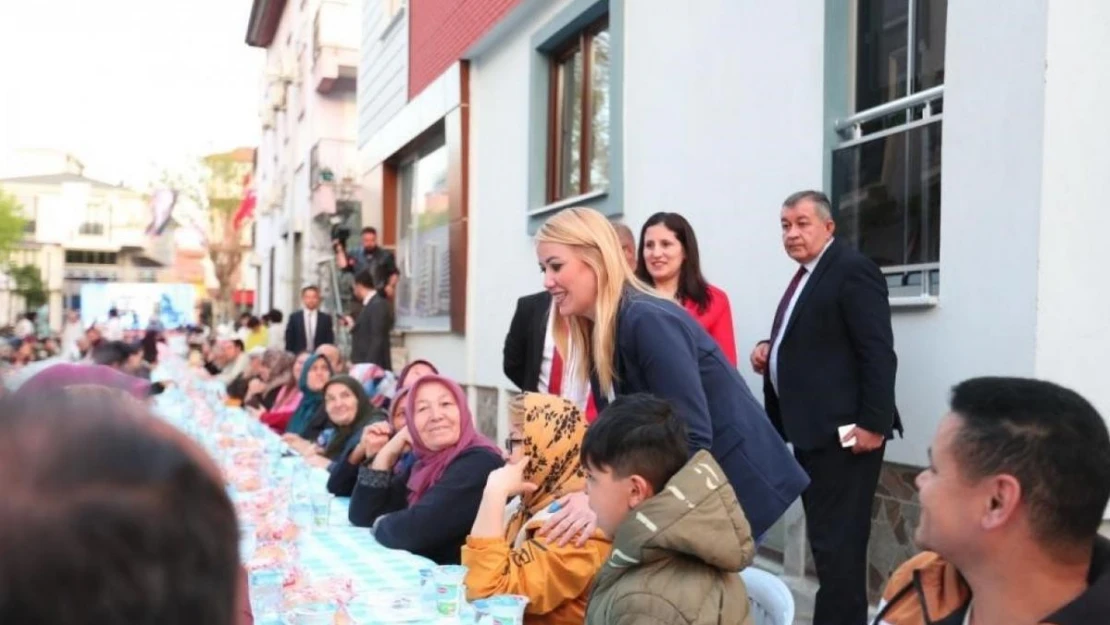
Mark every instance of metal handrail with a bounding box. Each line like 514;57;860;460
835;85;944;135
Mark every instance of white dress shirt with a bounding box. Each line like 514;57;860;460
304;309;317;351
537;304;591;412
770;238;834;392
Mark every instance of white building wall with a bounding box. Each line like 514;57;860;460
1034;0;1110;422
252;0;358;319
357;0;409;151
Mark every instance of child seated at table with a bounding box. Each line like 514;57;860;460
580;394;756;625
462;393;610;625
347;375;503;565
293;375;382;469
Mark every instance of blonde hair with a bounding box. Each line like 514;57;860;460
534;207;656;395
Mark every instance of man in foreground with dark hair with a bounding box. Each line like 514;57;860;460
875;377;1110;625
0;391;242;625
580;394;755;625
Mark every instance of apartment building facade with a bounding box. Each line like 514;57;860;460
246;0;362;321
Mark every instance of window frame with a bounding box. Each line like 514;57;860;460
545;16;610;204
829;0;946;305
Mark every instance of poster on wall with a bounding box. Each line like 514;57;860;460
80;283;197;330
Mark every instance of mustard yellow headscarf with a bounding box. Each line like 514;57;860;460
503;392;589;542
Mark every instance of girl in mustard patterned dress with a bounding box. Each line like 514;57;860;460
462;393;611;625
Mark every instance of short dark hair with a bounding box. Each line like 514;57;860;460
246;316;261;330
634;212;712;313
266;309;284;324
91;341;131;367
949;377;1110;547
108;308;119;318
301;285;320;296
231;339;245;352
581;394;688;494
0;393;239;625
361;226;377;236
354;268;376;290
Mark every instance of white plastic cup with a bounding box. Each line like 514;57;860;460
310;492;331;528
486;594;530;625
432;565;468;616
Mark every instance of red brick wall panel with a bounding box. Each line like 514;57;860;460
409;0;520;99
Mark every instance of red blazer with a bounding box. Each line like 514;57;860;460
684;284;737;366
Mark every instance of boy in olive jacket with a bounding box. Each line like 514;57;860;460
582;394;756;625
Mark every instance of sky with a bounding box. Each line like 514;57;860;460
0;0;264;189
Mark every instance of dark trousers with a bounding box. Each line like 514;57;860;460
795;443;885;625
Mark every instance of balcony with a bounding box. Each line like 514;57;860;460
313;1;358;93
310;139;361;221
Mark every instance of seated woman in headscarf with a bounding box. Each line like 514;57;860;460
463;393;611;625
298;375;384;470
327;386;416;496
281;353;332;448
348;375;503;565
250;352;306;433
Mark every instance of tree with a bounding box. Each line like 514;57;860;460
0;187;27;259
201;151;254;325
9;264;45;309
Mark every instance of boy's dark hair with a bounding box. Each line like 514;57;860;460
266;309;284;324
581;394;688;494
950;377;1110;548
231;339;245;352
246;316;261;330
0;392;239;625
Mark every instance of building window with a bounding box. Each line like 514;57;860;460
395;133;451;331
65;250;118;265
547;17;610;203
831;0;946;299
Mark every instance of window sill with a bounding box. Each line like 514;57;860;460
889;295;938;310
380;6;405;41
527;188;609;217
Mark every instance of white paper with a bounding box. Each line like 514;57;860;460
838;424;858;448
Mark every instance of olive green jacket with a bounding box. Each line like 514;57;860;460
585;451;756;625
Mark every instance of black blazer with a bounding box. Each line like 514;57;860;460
502;291;552;392
284;309;335;355
349;293;394;369
588;290;809;539
762;239;901;451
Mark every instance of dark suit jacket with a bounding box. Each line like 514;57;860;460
502;291;552;392
349;293;394;369
589;290;810;539
284;309;335;355
763;239;901;451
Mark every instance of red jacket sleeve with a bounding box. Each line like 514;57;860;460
685;285;738;367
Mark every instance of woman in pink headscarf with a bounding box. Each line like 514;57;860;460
347;375;503;565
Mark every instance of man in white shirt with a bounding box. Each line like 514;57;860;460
105;308;124;342
283;286;334;354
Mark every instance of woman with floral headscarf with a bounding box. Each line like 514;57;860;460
462;393;611;625
347;375;503;565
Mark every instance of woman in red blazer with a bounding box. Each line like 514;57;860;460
635;212;738;366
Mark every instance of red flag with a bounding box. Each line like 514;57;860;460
232;174;256;231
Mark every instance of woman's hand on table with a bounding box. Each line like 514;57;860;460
305;455;331;469
370;427;412;471
538;491;598;547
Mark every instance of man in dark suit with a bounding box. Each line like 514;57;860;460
750;190;900;625
284;285;334;355
502;291;552;392
347;268;393;369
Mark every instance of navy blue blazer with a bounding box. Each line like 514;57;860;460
591;290;809;538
